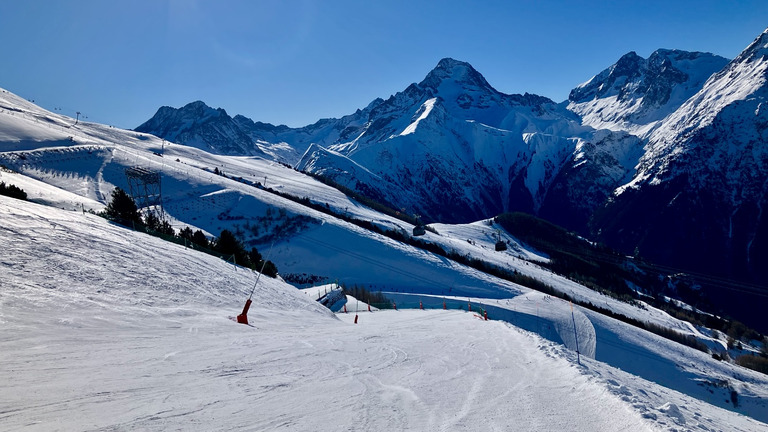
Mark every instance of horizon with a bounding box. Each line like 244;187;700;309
1;0;767;129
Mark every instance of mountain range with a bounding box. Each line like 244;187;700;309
4;29;768;429
136;27;768;321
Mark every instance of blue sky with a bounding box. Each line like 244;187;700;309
1;0;767;129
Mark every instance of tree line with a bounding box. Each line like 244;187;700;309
0;181;27;200
104;187;277;277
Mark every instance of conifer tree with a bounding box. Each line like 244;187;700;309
159;220;175;236
192;230;209;248
0;182;27;200
144;211;160;231
215;229;250;266
179;226;194;242
105;187;141;225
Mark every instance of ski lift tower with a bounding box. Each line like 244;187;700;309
125;166;164;220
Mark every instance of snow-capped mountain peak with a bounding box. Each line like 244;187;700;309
567;49;729;136
136;100;266;157
418;57;497;95
736;27;768;64
597;26;768;288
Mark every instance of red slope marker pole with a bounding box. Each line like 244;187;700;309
236;299;252;324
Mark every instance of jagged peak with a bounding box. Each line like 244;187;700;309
184;100;210;109
179;100;227;118
569;48;729;104
609;51;645;77
734;26;768;64
418;57;494;92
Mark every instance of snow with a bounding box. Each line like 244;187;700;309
567;50;729;139
400;97;436;136
2;197;766;430
2;87;768;430
619;31;768;195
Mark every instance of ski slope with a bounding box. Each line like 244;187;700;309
2;196;767;431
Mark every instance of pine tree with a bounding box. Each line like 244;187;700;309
105;187;141;225
261;260;278;278
215;229;250;266
0;182;27;200
179;226;194;242
159;220;175;236
192;230;209;248
144;211;160;231
248;247;262;266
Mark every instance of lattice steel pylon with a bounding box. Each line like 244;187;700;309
125;166;164;220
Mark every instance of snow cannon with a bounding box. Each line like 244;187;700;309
236;299;252;325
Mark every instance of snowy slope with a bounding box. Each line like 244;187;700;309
0;85;754;346
2;196;767;431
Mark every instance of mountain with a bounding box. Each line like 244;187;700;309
137;99;385;164
135;36;768;320
138;52;729;229
297;58;615;223
3;88;768;430
568;49;729;137
593;28;768;320
135;101;267;156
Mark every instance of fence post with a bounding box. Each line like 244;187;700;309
571;302;581;365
